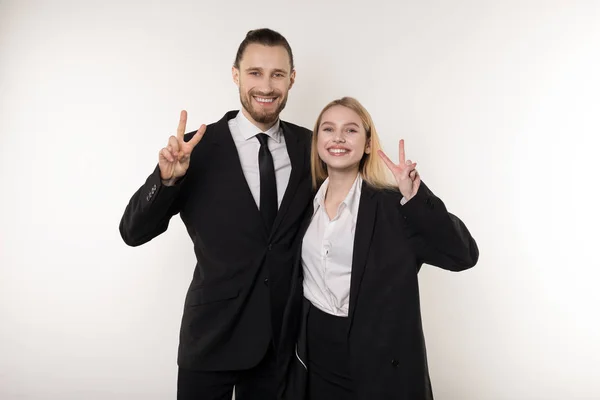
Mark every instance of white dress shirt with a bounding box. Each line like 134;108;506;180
302;174;363;317
228;111;291;208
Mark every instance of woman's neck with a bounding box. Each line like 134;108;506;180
325;169;359;204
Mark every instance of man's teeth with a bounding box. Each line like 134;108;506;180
329;149;348;154
255;97;274;103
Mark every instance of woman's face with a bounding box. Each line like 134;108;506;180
316;105;370;175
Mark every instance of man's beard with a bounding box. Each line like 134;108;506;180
240;89;288;125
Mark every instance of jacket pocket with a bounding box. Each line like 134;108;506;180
186;284;240;306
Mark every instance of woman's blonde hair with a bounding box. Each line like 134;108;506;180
310;97;395;190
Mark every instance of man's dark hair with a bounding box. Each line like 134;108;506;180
234;28;294;70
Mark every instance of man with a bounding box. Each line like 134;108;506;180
119;29;312;400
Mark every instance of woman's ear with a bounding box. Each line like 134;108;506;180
365;138;372;154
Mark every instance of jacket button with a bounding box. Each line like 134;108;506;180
391;359;399;367
264;278;269;286
268;244;273;251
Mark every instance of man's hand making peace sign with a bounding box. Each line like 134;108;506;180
159;110;206;185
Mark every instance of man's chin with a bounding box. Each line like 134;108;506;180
250;110;279;125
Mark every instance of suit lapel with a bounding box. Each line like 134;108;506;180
348;183;378;329
270;120;306;236
208;111;266;238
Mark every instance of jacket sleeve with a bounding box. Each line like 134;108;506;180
398;182;479;272
118;165;185;247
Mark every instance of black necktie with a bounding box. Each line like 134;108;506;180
256;133;277;230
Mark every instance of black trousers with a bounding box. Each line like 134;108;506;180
177;344;277;400
306;303;354;400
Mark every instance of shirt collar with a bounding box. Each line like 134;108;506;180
314;178;329;209
313;174;363;215
235;110;282;142
344;174;362;214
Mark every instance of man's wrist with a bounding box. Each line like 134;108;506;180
161;176;179;187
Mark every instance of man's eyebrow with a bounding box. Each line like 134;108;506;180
244;67;289;74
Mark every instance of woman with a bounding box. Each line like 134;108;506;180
282;97;479;400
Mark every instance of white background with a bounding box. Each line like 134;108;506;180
1;0;599;399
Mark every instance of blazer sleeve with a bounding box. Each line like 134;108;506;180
398;182;479;272
118;164;184;247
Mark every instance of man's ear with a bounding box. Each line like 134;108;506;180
289;69;296;90
232;67;240;87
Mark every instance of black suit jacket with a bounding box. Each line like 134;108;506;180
119;111;313;371
281;181;479;400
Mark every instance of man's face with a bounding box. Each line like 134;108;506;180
232;44;295;129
